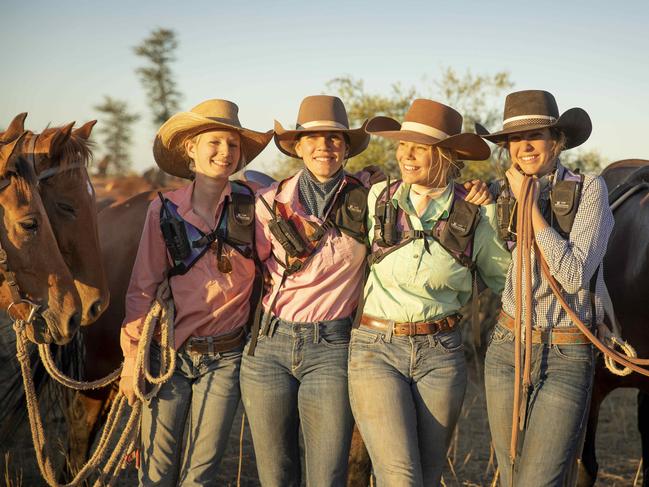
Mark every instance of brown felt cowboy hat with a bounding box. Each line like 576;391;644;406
365;99;491;161
274;95;370;159
474;90;592;150
153;99;273;179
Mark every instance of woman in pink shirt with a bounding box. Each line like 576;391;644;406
239;95;371;487
118;99;272;486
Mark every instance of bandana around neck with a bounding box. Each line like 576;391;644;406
297;168;345;219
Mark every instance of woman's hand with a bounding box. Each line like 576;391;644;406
119;375;137;406
505;166;539;202
463;179;493;205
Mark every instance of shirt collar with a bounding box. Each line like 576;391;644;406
392;181;453;221
166;180;232;232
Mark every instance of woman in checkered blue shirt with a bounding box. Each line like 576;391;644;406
477;90;614;487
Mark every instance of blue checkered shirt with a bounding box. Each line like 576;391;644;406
493;163;615;329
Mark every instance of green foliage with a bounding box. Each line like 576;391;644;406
134;28;182;126
561;149;608;174
93;96;140;174
270;69;513;184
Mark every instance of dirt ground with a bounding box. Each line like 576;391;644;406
1;351;644;487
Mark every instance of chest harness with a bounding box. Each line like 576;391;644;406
496;167;584;249
158;180;256;278
247;174;368;355
370;177;480;270
369;177;485;343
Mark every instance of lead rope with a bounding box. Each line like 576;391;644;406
13;279;175;487
509;176;535;479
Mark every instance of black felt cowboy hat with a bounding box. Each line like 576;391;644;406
365;99;491;161
475;90;592;150
274;95;370;159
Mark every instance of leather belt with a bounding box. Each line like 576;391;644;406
359;314;461;337
498;311;590;345
182;328;245;355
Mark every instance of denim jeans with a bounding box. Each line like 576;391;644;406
239;315;354;487
348;325;467;487
484;321;594;487
139;341;242;486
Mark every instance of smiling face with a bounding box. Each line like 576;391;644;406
507;128;560;176
397;140;451;187
185;129;241;180
295;131;347;182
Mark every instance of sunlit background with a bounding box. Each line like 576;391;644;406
2;0;648;174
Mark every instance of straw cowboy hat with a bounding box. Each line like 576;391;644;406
365;99;490;161
474;90;592;150
153;99;273;179
274;95;370;159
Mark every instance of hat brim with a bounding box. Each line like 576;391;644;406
366;116;491;161
273;120;370;159
475;107;591;150
153;112;273;179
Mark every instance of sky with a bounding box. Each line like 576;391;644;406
2;0;648;174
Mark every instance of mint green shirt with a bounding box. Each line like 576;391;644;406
362;181;511;322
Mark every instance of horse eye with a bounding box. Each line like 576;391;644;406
19;219;39;232
56;202;77;216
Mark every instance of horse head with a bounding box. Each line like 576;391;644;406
1;114;110;326
0;129;82;344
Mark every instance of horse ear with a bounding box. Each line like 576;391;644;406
1;113;28;143
73;120;97;140
0;132;28;176
40;122;75;158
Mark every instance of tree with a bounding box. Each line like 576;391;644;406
561;149;608;174
134;28;182;126
270;69;513;182
93;96;140;175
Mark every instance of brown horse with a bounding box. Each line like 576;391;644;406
2;113;110;326
0;130;81;344
577;159;649;487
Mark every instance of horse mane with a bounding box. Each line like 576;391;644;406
8;156;39;206
40;125;94;170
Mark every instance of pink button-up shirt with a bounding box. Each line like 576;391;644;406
256;171;367;323
120;182;255;376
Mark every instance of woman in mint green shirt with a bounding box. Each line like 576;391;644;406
348;99;511;487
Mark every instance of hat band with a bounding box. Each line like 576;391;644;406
297;120;348;130
502;114;557;129
400;121;450;140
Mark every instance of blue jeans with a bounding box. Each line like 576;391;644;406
239;315;354;487
139;341;242;486
348;325;467;487
484;321;594;487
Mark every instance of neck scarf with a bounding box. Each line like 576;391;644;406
297;168;345;219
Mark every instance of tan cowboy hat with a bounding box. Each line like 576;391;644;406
274;95;370;159
475;90;591;150
366;99;490;161
153;99;273;179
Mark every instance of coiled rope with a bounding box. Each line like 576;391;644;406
13;280;175;487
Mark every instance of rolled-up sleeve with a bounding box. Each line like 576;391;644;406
473;203;512;294
120;199;168;376
535;175;614;294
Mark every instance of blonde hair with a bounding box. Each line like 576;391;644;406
425;146;463;187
